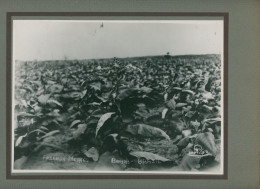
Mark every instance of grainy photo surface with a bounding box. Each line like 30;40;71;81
12;20;224;174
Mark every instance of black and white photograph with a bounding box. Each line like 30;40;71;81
12;20;224;175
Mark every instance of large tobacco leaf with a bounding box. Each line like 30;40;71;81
195;132;217;156
126;124;170;140
95;112;115;137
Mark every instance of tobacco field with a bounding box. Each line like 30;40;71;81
13;54;222;172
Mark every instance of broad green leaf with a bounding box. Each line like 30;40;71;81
82;147;99;162
38;94;51;105
23;85;34;93
203;118;221;125
90;82;102;91
95;112;115;137
116;88;138;101
47;84;63;93
17;112;35;117
21;100;28;107
202;92;214;99
182;90;195;95
136;103;146;109
182;129;192;137
47;99;63;107
39;130;60;140
47;80;55;85
87;102;102;106
161;108;168;119
139;86;152;93
195;132;217;156
96;65;102;70
40;126;49;131
62;91;83;100
173;87;182;91
72;124;87;139
15;133;27;147
172;135;183;143
166;98;176;109
126;124;170;140
175;103;187;108
164;93;168;102
28;129;47;136
177;137;190;148
47;109;60;117
69;120;81;129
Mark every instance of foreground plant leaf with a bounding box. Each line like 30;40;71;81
203;117;221;125
89;82;102;91
177;137;190;148
164;93;168;102
69;120;81;129
17;112;35;117
39;130;60;140
15;133;27;147
47;84;63;94
38;94;51;105
166;98;176;109
126;124;170;140
195;132;217;155
116;88;138;101
175;103;187;108
28;129;47;136
172;135;183;143
139;86;152;93
47;99;63;107
82;147;99;162
95;112;115;137
102;134;119;152
40;126;49;131
72;124;87;139
202;92;214;99
161;108;168;119
61;91;83;100
182;90;195;95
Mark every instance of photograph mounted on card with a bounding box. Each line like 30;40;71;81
7;12;228;179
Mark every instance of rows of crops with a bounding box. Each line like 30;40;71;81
14;54;222;172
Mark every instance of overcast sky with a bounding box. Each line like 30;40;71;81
13;20;223;61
